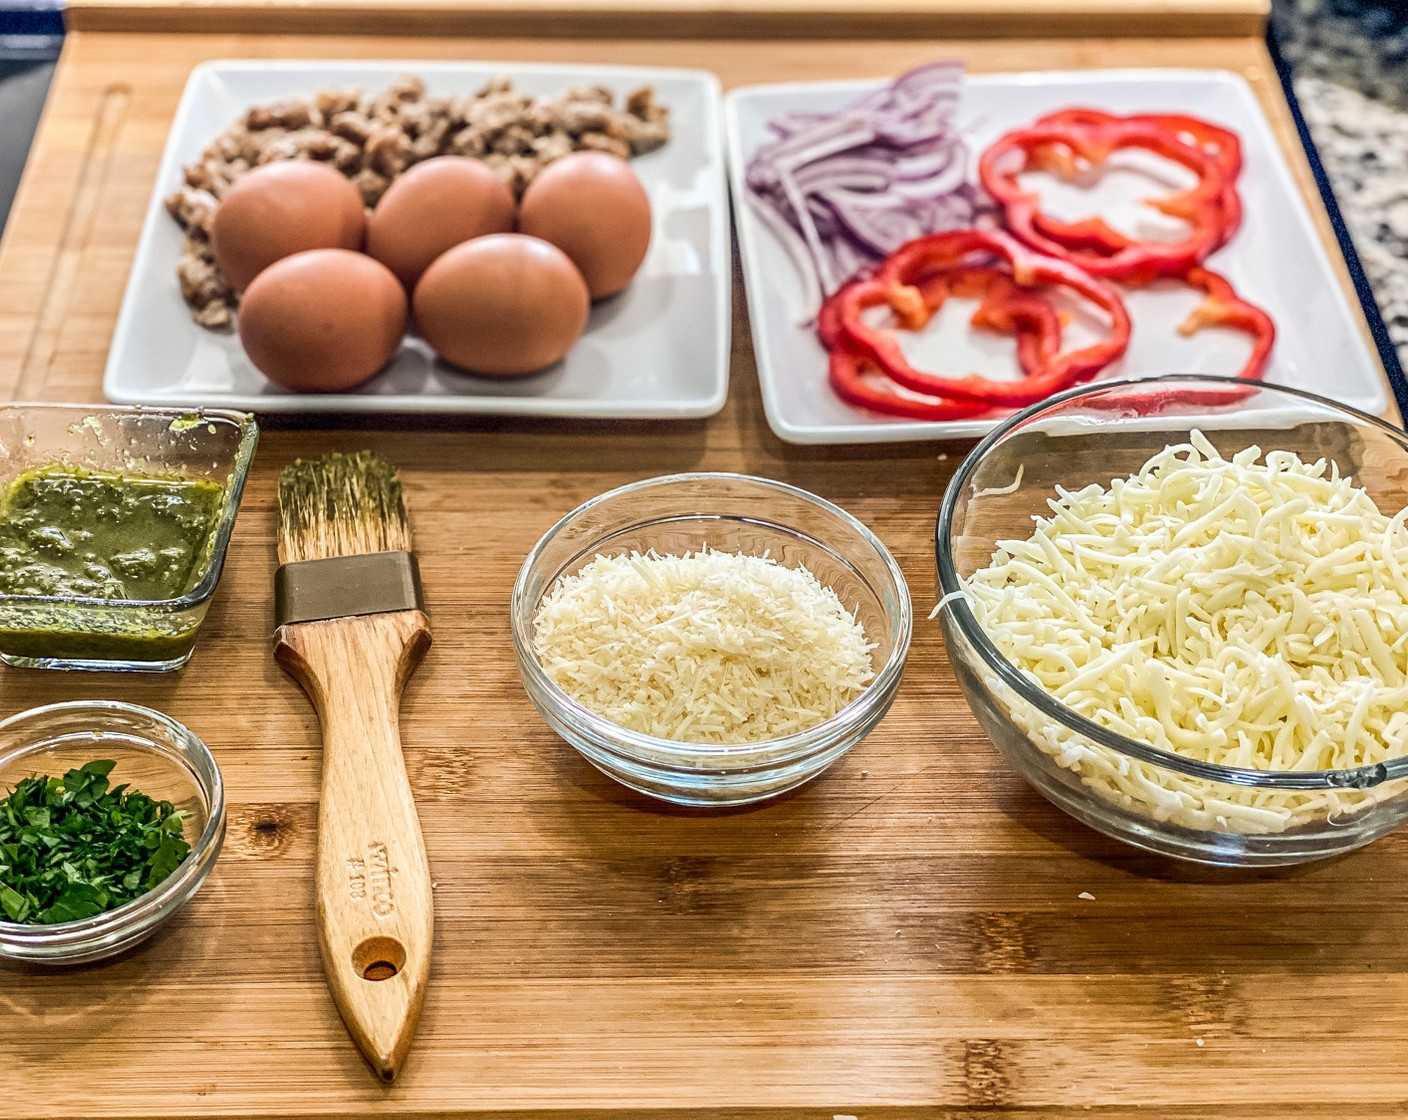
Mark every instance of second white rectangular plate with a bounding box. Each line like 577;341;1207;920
725;69;1388;443
107;59;731;418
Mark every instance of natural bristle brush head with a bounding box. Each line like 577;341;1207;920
277;451;412;565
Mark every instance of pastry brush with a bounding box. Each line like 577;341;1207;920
274;451;432;1083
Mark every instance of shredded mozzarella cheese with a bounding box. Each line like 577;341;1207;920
533;548;875;744
964;431;1408;833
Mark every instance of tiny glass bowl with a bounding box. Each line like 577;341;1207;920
512;473;912;807
0;403;258;672
0;701;225;964
937;374;1408;867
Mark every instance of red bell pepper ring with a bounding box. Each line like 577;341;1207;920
1030;186;1244;265
889;265;1066;373
1028;108;1244;255
819;259;1067;373
1034;108;1242;178
815;278;854;351
1083;267;1276;416
855;229;1132;405
1023;108;1243;248
827;350;995;421
830;278;1074;407
818;288;990;421
1177;265;1275;382
817;262;1066;418
978;120;1230;282
923;267;1065;377
876;228;1009;286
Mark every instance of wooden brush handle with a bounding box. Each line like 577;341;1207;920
275;609;433;1083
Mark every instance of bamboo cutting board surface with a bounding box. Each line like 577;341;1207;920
62;0;1269;39
1;29;1406;1120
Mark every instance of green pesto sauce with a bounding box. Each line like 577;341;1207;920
0;468;225;665
0;468;224;600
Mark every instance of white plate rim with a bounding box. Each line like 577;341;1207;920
105;58;732;418
723;67;1389;444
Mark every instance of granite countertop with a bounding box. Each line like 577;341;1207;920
1273;0;1408;370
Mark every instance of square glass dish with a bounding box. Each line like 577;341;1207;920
0;405;258;672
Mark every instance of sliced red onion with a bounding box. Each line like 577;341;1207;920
744;60;985;306
745;191;824;311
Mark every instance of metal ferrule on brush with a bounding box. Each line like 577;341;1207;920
275;450;423;628
274;551;425;628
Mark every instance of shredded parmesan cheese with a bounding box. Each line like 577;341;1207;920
964;431;1408;833
533;548;875;744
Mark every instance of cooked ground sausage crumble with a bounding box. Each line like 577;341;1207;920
165;75;670;329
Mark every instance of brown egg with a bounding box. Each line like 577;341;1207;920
366;157;516;290
413;234;589;377
212;162;366;291
517;152;652;300
238;249;407;392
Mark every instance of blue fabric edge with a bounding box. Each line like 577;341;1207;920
0;9;65;37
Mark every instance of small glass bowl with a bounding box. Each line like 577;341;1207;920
0;404;258;671
0;701;225;965
512;473;912;806
937;375;1408;866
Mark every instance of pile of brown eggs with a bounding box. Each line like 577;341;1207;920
210;152;653;392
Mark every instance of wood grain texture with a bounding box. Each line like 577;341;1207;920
0;29;1404;1120
275;608;435;1082
62;0;1270;40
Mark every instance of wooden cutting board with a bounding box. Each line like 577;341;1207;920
62;0;1270;39
1;23;1405;1120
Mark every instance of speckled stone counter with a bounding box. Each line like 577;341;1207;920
1273;0;1408;369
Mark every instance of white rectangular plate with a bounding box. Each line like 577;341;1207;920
106;59;731;417
725;69;1388;444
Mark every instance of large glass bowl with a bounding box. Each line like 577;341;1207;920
0;701;225;964
937;375;1408;866
513;473;912;806
0;404;258;672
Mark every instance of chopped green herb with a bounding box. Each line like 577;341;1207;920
0;759;191;925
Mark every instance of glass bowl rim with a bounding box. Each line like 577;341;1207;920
0;402;259;612
512;470;914;761
935;373;1408;792
0;699;225;941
